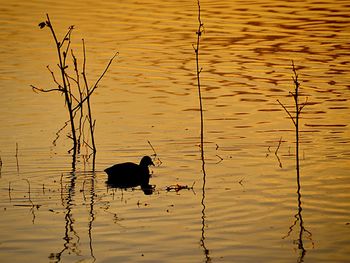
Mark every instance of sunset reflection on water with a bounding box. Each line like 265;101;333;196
0;0;349;262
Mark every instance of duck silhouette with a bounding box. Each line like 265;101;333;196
105;156;154;191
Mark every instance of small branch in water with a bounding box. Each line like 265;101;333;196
275;153;283;168
73;51;118;112
8;182;12;201
215;154;223;164
23;179;38;224
148;140;157;156
0;155;2;177
266;139;283;168
275;137;282;155
166;182;195;193
215;143;223;164
266;146;271;157
15;143;19;175
147;140;162;166
53;120;69;146
274;137;283;168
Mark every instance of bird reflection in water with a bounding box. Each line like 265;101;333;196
105;156;155;195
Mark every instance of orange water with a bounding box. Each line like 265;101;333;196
0;0;349;262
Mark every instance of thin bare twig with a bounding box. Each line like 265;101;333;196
299;97;308;114
0;155;2;178
277;99;296;126
275;137;282;155
45;14;78;156
73;52;118;112
215;154;223;164
23;178;38;224
81;39;97;157
31;85;62;93
15;142;19;175
147;140;162;166
53;120;69;146
195;0;205;161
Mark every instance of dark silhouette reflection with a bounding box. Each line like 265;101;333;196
69;149;77;171
266;137;283;168
200;159;211;263
283;168;313;263
87;173;96;262
11;179;40;224
15;142;20;175
105;156;155;195
49;172;79;262
107;182;155;195
49;171;98;262
0;155;3;178
24;179;38;224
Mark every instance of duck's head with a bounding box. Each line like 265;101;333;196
139;156;154;167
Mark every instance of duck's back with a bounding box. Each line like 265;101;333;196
105;162;148;187
105;162;139;174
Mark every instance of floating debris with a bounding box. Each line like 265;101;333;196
166;182;195;193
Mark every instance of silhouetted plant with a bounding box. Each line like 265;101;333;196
0;155;2;177
277;61;308;176
193;0;205;161
33;16;78;155
15;142;19;175
278;61;312;261
32;14;117;169
193;1;210;262
147;140;162;166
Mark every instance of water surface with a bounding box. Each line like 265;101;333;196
0;0;349;262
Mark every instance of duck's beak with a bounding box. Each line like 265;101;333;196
151;161;155;166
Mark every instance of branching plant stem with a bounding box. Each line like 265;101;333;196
32;14;116;170
45;15;77;156
194;0;205;162
278;61;312;258
277;61;308;178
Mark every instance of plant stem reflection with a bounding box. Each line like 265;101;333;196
283;168;313;263
87;172;96;262
49;172;79;262
200;159;211;262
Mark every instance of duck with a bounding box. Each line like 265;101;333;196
105;156;154;188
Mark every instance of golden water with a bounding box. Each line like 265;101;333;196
0;0;349;262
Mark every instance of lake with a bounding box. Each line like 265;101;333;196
0;0;349;262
